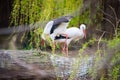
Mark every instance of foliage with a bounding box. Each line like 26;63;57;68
108;37;120;48
110;65;120;80
87;37;120;80
107;37;120;80
10;0;84;49
10;0;120;80
11;0;83;25
79;38;96;53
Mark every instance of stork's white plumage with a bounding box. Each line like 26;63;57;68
41;16;73;41
54;24;86;56
41;16;73;52
41;21;54;40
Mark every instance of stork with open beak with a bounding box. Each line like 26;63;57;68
54;24;86;56
41;16;73;53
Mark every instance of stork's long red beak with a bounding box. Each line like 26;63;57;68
83;30;86;39
41;39;45;46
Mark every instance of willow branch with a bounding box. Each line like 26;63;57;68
100;9;114;19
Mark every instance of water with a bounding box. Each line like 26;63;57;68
50;54;94;78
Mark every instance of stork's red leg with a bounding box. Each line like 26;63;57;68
59;33;68;57
61;34;68;50
63;34;68;43
52;41;56;53
65;44;68;57
63;34;68;57
60;43;64;53
59;33;69;56
41;39;45;46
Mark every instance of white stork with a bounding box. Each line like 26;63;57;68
54;24;86;56
41;16;73;52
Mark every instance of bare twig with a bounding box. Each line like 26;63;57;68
109;5;119;36
103;17;115;30
116;19;120;28
109;6;118;23
96;29;115;35
100;9;114;19
97;31;105;50
102;5;120;37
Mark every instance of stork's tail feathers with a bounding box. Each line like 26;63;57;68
41;33;45;40
50;34;56;41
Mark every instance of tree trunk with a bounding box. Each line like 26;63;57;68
0;0;13;28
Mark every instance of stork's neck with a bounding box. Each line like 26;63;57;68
79;27;85;38
79;27;84;34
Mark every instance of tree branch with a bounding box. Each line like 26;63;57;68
100;9;114;19
103;18;115;30
97;31;105;50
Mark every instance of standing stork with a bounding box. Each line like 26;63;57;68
54;24;86;56
41;16;73;52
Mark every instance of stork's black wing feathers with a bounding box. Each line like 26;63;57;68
53;17;69;26
50;17;69;34
54;34;70;40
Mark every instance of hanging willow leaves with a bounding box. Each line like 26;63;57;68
10;0;83;49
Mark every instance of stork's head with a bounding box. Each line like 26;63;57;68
64;16;74;21
80;24;86;38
